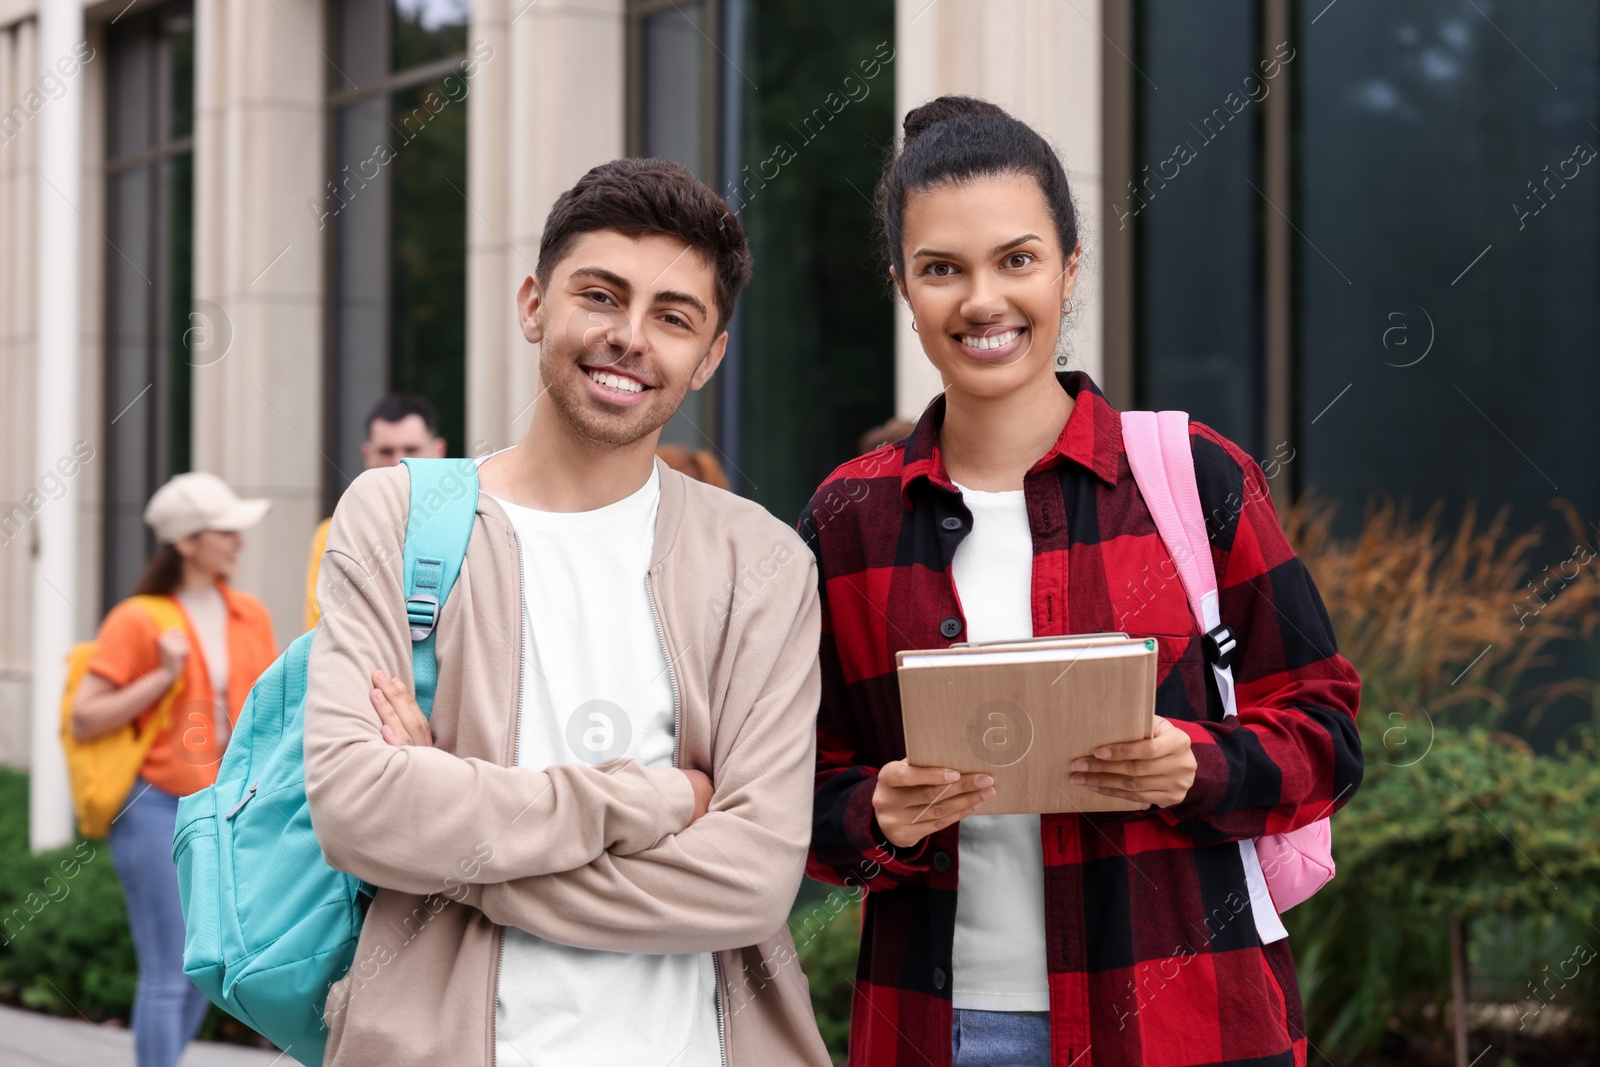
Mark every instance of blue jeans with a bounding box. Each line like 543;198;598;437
108;780;212;1067
951;1009;1052;1066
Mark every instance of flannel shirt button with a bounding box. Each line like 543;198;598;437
932;967;947;990
940;617;962;639
941;516;963;531
932;851;951;872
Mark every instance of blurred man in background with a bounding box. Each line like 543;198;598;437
304;394;446;630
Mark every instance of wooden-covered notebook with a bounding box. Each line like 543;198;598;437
896;634;1159;814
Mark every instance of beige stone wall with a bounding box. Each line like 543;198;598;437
0;12;39;768
466;0;627;455
892;0;1105;420
0;4;105;772
189;0;327;644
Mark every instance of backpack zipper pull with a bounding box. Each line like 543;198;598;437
226;782;258;820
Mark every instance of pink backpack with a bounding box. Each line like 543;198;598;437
1121;410;1334;941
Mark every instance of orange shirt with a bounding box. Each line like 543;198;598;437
88;582;278;797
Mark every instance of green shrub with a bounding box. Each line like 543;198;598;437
792;885;862;1063
0;769;137;1019
0;769;262;1043
1286;728;1600;1055
1286;500;1600;1058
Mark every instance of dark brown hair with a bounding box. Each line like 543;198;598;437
132;543;184;597
366;393;439;437
875;95;1080;278
536;157;752;334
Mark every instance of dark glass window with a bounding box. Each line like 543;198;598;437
640;4;709;179
324;0;470;506
631;0;718;455
103;2;195;610
626;0;896;516
1296;1;1600;538
1133;0;1264;458
727;0;896;518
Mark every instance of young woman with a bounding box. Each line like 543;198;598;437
72;472;278;1067
802;97;1362;1067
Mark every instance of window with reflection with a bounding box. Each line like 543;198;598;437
1131;1;1600;528
638;2;709;179
1132;0;1600;742
628;0;720;457
1133;0;1264;458
733;0;896;519
324;0;472;505
103;1;195;610
627;0;897;517
1296;1;1599;535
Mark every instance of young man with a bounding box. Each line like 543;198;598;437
303;159;829;1066
304;394;447;630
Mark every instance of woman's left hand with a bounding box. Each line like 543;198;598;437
1070;716;1195;807
370;669;433;747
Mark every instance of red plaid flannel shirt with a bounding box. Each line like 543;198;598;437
800;373;1363;1067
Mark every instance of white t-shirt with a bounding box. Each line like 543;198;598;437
490;466;721;1067
948;482;1051;1012
176;584;230;749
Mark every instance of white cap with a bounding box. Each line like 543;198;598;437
143;472;270;544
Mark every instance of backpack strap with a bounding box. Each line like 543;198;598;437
1119;410;1289;943
1118;411;1237;717
129;594;187;635
125;595;190;735
400;458;480;717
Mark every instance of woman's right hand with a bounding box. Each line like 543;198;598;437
157;630;190;681
871;760;995;848
71;632;191;742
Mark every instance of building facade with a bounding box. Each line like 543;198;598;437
3;0;1595;848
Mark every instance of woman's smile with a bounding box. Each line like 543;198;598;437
954;324;1029;363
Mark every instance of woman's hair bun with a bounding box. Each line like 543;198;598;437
877;93;1078;280
902;95;1009;145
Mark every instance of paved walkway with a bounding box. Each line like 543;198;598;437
0;1005;287;1067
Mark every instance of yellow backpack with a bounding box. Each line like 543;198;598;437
59;595;188;838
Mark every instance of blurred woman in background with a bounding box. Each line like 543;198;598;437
71;472;278;1067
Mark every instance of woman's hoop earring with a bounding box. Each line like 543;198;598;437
911;319;919;333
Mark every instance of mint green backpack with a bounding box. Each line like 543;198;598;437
173;458;478;1065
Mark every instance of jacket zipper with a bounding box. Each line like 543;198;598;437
645;570;728;1067
491;520;528;1067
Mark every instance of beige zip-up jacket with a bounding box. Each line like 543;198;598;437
304;459;830;1066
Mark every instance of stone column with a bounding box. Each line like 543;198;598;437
190;0;327;641
30;0;85;850
892;0;1104;420
0;12;40;772
465;0;626;454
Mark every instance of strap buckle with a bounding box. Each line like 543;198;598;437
406;593;440;641
1201;623;1236;669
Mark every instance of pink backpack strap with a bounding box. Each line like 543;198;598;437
1120;410;1292;943
1119;411;1239;718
